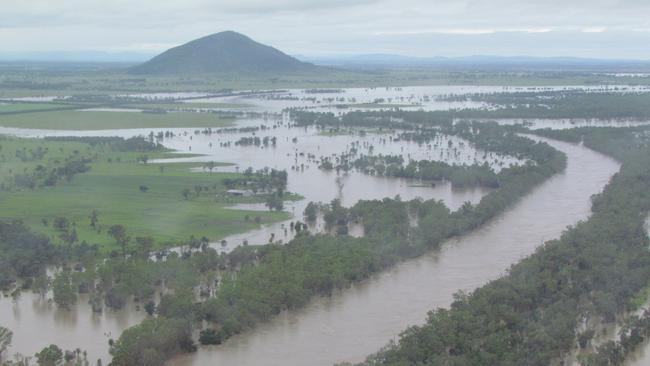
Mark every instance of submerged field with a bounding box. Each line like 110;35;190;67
0;102;74;114
0;109;234;130
0;137;288;251
2;75;650;366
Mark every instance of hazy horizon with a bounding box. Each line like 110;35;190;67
5;48;650;64
3;0;650;62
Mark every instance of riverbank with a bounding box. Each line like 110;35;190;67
167;136;619;366
351;126;650;366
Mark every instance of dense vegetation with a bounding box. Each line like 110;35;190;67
110;317;195;365
341;155;500;188
0;221;60;291
352;125;650;366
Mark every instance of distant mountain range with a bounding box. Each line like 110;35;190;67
296;54;650;71
129;31;316;74
3;31;650;73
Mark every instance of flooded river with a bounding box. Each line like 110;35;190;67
0;88;630;365
0;119;504;363
0;292;145;364
0;119;621;366
167;137;619;366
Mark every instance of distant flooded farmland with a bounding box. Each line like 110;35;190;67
0;86;634;364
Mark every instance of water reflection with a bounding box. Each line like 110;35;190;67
0;291;145;364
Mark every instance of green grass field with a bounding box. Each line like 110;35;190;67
0;109;234;130
0;138;289;251
0;137;91;179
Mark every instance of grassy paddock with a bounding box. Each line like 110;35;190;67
0;137;289;251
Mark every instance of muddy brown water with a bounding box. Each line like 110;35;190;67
0;114;625;365
0;134;621;366
166;137;619;366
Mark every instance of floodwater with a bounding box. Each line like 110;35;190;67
156;120;517;250
0;118;509;362
0;118;515;250
78;108;144;113
167;137;619;366
187;85;650;114
0;292;145;364
0;86;632;365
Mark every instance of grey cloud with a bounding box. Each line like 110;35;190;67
1;0;650;59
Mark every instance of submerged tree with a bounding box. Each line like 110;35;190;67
35;344;63;366
0;326;12;361
204;161;217;174
52;270;76;309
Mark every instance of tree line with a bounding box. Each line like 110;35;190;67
353;125;650;366
104;113;567;365
0;112;571;365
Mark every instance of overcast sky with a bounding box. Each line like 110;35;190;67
2;0;650;59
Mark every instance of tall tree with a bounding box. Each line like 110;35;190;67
108;225;130;257
35;344;63;366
